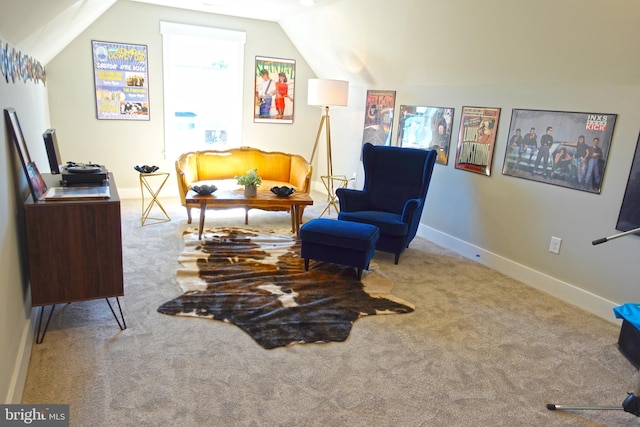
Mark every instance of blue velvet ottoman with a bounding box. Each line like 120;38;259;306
299;218;380;279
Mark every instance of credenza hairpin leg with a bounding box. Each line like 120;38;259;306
35;304;56;344
106;297;127;331
35;298;125;344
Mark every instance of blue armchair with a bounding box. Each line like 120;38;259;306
336;142;437;264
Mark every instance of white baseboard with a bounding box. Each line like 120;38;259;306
118;185;180;200
416;224;620;324
104;186;622;324
6;306;35;403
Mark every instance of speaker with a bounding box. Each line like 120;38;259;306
43;129;62;174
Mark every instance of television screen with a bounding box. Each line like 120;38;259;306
616;132;640;232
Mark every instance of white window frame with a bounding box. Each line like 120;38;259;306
160;21;246;160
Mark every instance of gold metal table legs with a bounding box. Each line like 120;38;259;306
319;175;348;217
139;172;171;226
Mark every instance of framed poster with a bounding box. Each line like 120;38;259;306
4;108;48;201
397;105;454;164
254;56;295;123
362;90;396;146
501;109;617;194
92;40;149;120
25;162;48;200
455;106;501;176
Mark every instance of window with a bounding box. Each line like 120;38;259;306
160;22;246;160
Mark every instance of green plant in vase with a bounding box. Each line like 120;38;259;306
235;168;262;197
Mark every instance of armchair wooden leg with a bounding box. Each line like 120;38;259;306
394;253;400;264
187;207;192;224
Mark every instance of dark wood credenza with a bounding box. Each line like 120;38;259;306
23;173;126;342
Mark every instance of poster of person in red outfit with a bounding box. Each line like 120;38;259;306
254;56;295;124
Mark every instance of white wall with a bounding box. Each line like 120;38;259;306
309;0;640;319
46;1;319;198
283;0;640;87
4;0;640;403
47;0;640;315
0;59;50;402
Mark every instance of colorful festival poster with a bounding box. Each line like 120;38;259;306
92;40;149;120
362;90;396;146
455;106;501;176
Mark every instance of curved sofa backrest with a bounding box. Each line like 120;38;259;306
175;147;312;205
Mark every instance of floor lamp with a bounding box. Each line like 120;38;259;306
307;78;349;216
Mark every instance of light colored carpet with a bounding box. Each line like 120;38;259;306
21;193;638;426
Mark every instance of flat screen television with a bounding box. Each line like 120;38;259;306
43;129;62;174
616;132;640;232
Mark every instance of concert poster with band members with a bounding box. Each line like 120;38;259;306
454;106;501;176
92;41;149;120
501;109;617;194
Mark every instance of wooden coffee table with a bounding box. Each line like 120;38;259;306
186;189;314;239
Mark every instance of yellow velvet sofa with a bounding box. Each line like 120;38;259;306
175;146;312;223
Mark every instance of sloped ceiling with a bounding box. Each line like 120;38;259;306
0;0;118;65
0;0;336;64
0;0;639;86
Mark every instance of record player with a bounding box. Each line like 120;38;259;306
61;161;108;185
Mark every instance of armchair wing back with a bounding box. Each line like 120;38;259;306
336;142;437;264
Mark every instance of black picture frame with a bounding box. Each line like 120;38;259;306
501;109;617;193
5;107;48;201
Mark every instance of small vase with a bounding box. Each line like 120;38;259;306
244;184;257;197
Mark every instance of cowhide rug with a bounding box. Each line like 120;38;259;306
157;227;414;349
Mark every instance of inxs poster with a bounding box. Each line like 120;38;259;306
455;106;501;176
92;40;149;120
501;109;617;193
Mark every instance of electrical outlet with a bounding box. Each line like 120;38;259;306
549;236;562;254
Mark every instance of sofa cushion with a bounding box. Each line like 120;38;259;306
175;147;312;219
197;151;292;183
190;179;294;192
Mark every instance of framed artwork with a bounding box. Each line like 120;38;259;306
254;56;295;123
455;106;501;176
501;109;617;194
4;108;48;201
25;162;48;200
92;40;149;120
616;132;640;232
362;90;396;146
397;105;454;164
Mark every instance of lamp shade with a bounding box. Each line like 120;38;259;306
307;79;349;107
